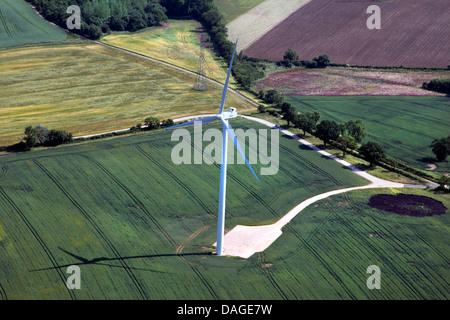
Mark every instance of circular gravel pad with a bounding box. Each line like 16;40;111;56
368;194;447;217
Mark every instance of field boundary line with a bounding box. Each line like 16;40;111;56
95;41;259;107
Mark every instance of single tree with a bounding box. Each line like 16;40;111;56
283;49;299;66
280;102;293;113
284;106;297;126
315;120;340;146
359;141;385;166
336;135;357;157
346;119;366;143
264;89;284;105
34;125;50;145
258;90;265;100
294;113;315;136
45;130;72;146
309;110;321;124
23;125;38;150
430;137;450;162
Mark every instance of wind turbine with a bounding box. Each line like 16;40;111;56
165;39;259;255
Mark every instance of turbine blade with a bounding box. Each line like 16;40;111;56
219;39;239;114
164;116;218;130
223;120;259;182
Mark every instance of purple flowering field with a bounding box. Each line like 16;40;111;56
256;68;449;96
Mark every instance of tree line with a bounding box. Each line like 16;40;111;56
257;92;385;166
283;49;331;69
27;0;168;39
258;90;450;167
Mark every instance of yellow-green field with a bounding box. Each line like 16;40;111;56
101;20;230;84
0;43;255;146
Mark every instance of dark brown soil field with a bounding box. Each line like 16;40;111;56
369;194;447;217
244;0;450;68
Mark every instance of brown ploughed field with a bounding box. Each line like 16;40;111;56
244;0;450;68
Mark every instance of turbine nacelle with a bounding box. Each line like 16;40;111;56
219;107;237;120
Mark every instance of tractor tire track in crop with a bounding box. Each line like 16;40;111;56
270;196;357;299
0;283;7;300
0;9;13;38
176;224;211;264
0;166;7;179
322;193;420;298
297;230;357;299
33;160;148;300
187;135;280;219
257;252;289;300
186;135;278;219
130;146;219;300
339;192;445;299
136;144;213;218
280;144;340;186
0;186;76;300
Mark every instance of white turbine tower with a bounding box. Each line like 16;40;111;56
165;39;259;255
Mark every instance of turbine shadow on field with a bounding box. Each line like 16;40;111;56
30;248;212;273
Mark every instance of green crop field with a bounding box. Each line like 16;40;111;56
265;187;449;299
286;96;450;174
0;43;255;147
0;0;67;47
0;119;373;299
213;0;266;24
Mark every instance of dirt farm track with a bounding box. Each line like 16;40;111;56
244;0;450;68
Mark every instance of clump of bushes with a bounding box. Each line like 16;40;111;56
422;78;450;94
281;49;331;69
10;125;73;151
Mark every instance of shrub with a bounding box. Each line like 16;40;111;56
145;116;161;130
257;105;267;113
359;141;385;166
430;136;450;162
264;90;284;105
44;130;73;147
161;119;174;128
422;78;450;94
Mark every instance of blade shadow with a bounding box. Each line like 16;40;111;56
29;247;212;273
